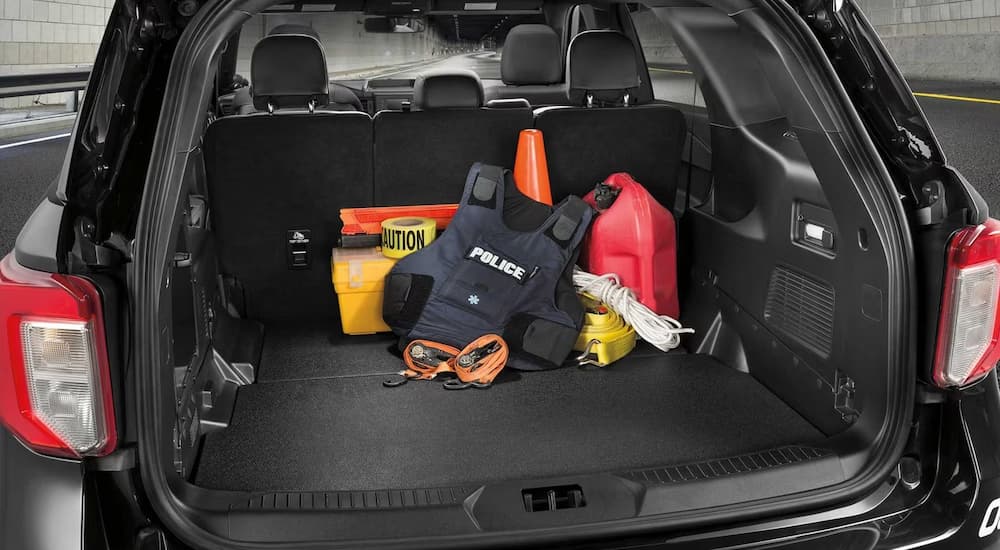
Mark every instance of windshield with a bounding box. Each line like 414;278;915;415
235;12;548;82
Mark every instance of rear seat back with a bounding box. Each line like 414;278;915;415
373;70;532;205
534;31;687;208
205;33;372;320
485;24;567;106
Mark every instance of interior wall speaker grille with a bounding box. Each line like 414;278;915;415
764;266;835;357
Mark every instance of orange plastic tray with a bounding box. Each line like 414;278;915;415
340;204;459;235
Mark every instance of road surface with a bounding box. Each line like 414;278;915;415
0;131;69;254
1;53;999;254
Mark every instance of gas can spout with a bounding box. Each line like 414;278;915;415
592;182;621;211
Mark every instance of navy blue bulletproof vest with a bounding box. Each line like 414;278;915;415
382;163;593;370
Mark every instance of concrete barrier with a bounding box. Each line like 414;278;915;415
856;0;1000;83
0;112;73;140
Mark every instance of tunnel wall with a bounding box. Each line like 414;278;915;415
630;8;687;67
634;2;1000;83
237;13;458;77
0;0;111;108
856;0;1000;82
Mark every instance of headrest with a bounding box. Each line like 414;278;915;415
412;70;484;111
251;34;330;111
566;31;642;106
267;24;320;40
486;98;531;110
501;25;561;85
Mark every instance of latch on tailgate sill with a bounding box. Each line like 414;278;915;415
833;369;859;423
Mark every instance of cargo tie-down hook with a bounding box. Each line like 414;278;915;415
383;336;509;390
382;340;460;387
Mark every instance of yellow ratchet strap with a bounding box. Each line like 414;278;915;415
573;293;637;367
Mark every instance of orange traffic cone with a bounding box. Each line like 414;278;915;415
513;129;553;205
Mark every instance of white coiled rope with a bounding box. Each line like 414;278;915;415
573;267;694;352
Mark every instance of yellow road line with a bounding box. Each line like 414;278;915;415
642;73;999;106
913;92;1000;106
648;67;693;75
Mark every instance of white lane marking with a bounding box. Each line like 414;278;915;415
367;57;454;79
367;53;477;79
0;132;71;150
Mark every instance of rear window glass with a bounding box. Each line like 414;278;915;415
630;4;705;107
235;12;547;82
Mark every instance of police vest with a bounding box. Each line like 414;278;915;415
382;163;593;370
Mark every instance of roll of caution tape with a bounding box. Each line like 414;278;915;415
381;217;437;259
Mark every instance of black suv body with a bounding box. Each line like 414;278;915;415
3;0;1000;548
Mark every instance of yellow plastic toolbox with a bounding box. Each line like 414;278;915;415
331;247;397;335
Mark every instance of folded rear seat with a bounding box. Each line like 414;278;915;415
373;70;532;205
204;33;372;320
534;31;687;208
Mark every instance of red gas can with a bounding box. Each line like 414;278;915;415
580;173;679;318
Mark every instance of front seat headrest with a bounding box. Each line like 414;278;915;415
566;31;642;107
502;25;561;85
251;34;330;112
268;23;320;40
330;83;364;111
412;70;484;111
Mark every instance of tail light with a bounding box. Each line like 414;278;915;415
0;254;116;458
933;218;1000;388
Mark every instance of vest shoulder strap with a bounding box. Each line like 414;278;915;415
464;163;505;210
459;163;592;251
543;196;593;250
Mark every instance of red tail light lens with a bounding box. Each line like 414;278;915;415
0;254;117;458
933;218;1000;388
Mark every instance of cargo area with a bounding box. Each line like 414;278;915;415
191;322;824;492
140;0;907;543
161;9;895;502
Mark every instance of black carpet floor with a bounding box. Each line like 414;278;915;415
195;339;824;492
257;322;400;381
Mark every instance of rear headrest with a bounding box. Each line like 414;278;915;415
502;25;561;85
251;34;330;111
567;31;642;106
412;70;484;111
